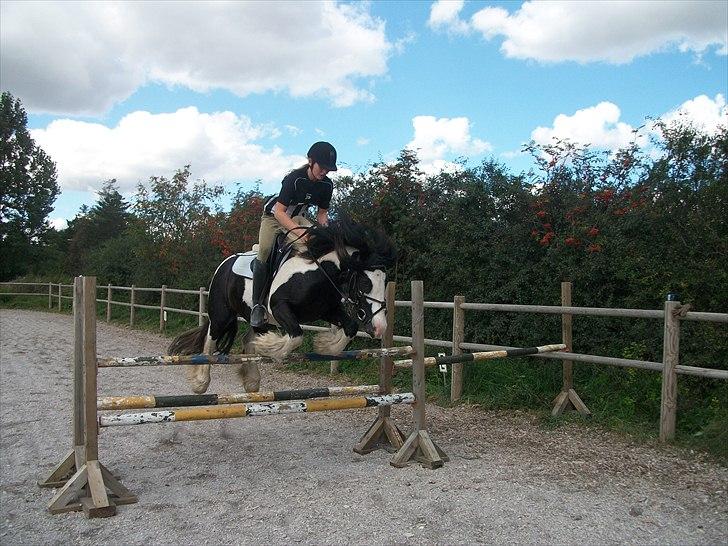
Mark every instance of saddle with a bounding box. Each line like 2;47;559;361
230;233;296;281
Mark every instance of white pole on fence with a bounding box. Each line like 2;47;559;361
130;285;136;326
106;284;112;323
660;296;681;442
159;285;167;332
198;287;205;327
450;295;465;401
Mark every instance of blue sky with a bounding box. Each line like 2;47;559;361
1;1;726;228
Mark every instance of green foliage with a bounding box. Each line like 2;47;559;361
3;118;726;460
0;92;59;280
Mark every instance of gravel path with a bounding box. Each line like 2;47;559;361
1;309;726;545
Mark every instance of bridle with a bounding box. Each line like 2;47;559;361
309;254;386;326
285;225;387;326
343;268;387;324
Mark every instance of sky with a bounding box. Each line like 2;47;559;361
1;0;726;229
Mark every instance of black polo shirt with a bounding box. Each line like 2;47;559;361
264;166;333;217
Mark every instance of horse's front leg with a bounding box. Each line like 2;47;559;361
313;307;358;355
185;332;214;394
251;302;304;360
237;328;261;392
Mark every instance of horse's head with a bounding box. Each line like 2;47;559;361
342;226;396;339
303;216;396;339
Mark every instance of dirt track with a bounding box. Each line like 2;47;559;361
1;309;726;545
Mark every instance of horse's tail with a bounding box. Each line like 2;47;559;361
210;315;238;355
168;317;209;356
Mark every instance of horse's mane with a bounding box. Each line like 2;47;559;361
301;216;396;270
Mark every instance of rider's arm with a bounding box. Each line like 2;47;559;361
272;202;309;240
316;208;329;226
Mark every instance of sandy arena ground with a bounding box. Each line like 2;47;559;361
1;309;726;545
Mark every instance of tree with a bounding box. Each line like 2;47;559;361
0;92;59;280
131;166;225;287
66;179;130;275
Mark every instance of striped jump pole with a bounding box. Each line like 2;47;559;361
98;384;381;410
98;345;414;368
99;393;415;427
393;343;567;369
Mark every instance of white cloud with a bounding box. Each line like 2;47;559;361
658;94;727;134
0;1;393;114
356;137;370;146
31;107;305;194
530;94;727;152
284;125;303;136
406;115;492;174
431;1;727;63
428;0;470;34
531;102;641;149
50;217;68;230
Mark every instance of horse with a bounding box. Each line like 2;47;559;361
168;218;397;394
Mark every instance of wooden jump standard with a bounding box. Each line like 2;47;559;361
39;277;442;518
392;343;566;368
98;385;381;410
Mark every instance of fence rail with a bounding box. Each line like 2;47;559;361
2;280;726;442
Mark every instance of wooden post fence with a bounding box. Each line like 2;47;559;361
391;280;448;469
48;282;53;309
450;295;465;401
660;296;681;442
57;283;62;311
552;282;591;416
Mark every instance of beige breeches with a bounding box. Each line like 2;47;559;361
256;214;312;262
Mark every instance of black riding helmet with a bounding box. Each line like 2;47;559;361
307;141;338;171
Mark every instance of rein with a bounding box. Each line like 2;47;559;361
284;225;387;326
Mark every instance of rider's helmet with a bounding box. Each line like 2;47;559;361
307;141;338;171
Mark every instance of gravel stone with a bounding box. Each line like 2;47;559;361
1;309;726;545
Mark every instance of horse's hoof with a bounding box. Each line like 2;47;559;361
189;379;210;394
243;380;261;393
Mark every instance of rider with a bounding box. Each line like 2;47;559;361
249;141;338;327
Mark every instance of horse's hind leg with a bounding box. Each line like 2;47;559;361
185;333;214;394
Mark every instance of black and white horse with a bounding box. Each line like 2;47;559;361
169;218;396;394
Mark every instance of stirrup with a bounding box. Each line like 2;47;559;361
250;304;267;327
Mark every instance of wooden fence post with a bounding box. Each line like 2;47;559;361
198;287;206;327
130;285;136;327
450;295;465;401
552;281;591;416
58;283;62;311
106;284;112;323
391;280;447;468
48;282;53;309
561;281;573;390
159;285;167;333
660;297;681;442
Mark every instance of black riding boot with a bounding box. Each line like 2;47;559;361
250;259;270;327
